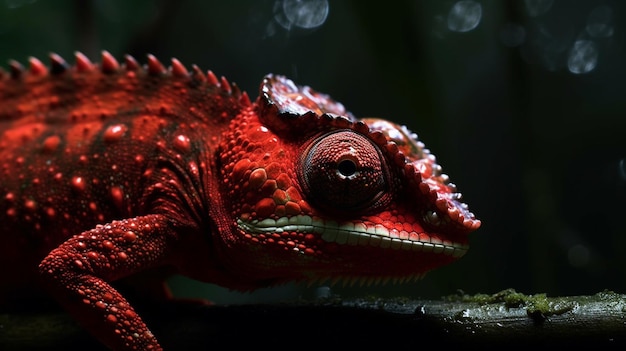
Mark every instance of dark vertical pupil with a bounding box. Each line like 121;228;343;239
337;159;357;177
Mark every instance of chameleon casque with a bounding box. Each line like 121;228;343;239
0;51;480;350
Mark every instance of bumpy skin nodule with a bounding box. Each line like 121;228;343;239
0;52;480;350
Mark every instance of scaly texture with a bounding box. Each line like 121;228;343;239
0;51;480;350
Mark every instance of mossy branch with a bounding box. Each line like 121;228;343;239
2;289;626;350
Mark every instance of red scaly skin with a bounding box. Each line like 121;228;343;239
0;51;480;350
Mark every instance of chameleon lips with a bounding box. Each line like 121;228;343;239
236;215;469;258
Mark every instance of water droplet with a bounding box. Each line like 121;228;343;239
567;40;598;74
586;5;613;38
312;285;331;298
274;0;329;30
5;0;37;10
524;0;553;17
618;159;626;182
500;22;526;47
447;1;482;33
283;0;328;29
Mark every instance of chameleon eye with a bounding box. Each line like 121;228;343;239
299;130;391;212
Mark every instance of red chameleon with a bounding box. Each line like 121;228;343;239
0;51;481;350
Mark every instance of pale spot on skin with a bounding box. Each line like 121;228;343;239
110;187;124;209
173;134;191;154
24;199;36;211
103;124;127;143
42;135;62;153
71;176;86;191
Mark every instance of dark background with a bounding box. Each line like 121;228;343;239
1;0;624;303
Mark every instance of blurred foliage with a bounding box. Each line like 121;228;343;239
0;0;625;304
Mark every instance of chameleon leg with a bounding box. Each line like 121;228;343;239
38;214;180;351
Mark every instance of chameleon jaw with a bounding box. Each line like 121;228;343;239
236;215;469;258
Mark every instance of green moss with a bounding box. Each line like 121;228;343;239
443;288;579;323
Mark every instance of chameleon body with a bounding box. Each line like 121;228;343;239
0;52;480;350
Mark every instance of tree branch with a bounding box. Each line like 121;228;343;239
2;289;626;350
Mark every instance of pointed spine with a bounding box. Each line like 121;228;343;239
49;53;68;75
28;57;47;76
190;64;206;82
9;60;24;79
147;54;166;75
170;58;188;77
230;82;241;97
74;51;93;72
101;50;119;74
220;76;232;94
124;55;140;71
239;91;251;106
206;70;219;86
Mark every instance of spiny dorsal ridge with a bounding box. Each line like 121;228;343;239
3;52;241;99
28;56;47;76
220;76;232;94
146;54;166;75
100;50;120;74
74;51;94;72
49;53;69;75
191;64;207;83
206;70;219;86
123;54;140;71
239;91;251;106
9;60;24;80
170;58;188;77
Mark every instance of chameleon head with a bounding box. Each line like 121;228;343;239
216;74;481;287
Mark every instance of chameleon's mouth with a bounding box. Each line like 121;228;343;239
236;215;468;258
